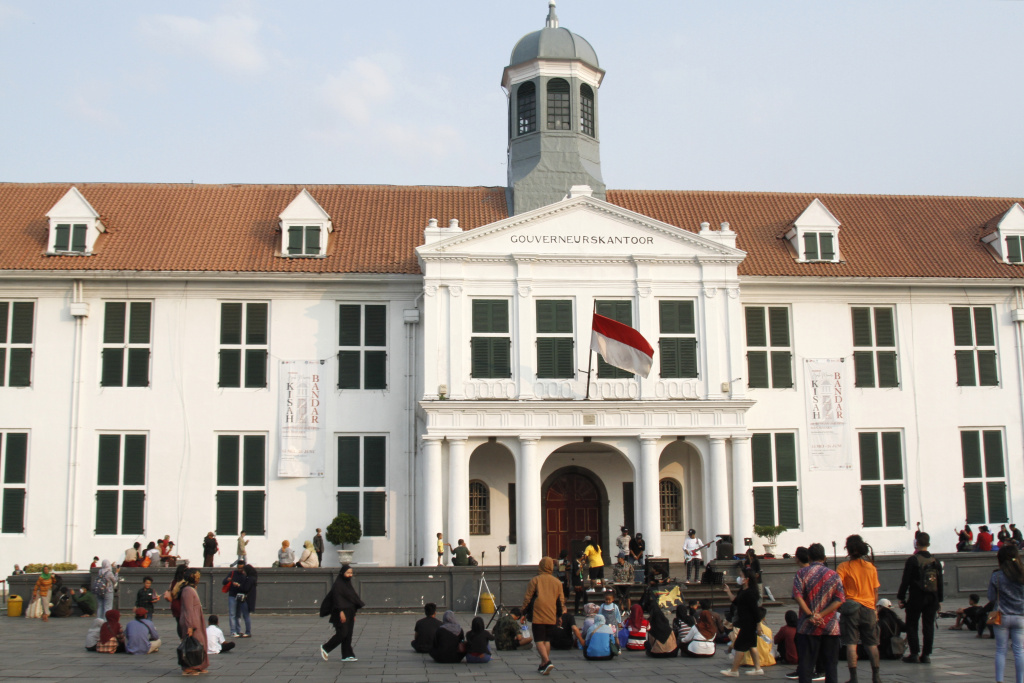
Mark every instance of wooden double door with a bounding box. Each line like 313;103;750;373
544;471;602;560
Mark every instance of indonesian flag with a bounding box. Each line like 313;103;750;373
590;313;655;378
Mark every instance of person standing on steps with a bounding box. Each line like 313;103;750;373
313;528;325;567
521;556;565;675
897;531;943;664
232;531;249;567
202;532;218;568
320;564;364;662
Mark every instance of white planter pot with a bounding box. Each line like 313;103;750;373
762;543;776;556
337;549;355;564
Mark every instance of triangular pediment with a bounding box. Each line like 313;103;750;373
417;194;745;260
279;188;333;231
46;186;101;221
998;203;1024;232
793;198;840;230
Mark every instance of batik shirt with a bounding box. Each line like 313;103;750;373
792;561;845;636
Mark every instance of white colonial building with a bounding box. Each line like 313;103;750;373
1;4;1023;572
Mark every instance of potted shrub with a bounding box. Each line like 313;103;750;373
326;513;362;564
753;524;787;556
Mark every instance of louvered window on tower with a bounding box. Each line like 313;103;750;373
101;302;152;388
961;430;1008;525
802;232;836;261
745;306;793;388
471;300;511;379
851;307;899;388
547;78;571;130
580;84;595;137
338;304;387;390
858;432;906;527
286;225;322;256
337;435;387;537
517;81;537;135
94;434;147;535
659;300;698;379
218;303;268;389
952;306;998;386
536;300;574;379
0;301;34;387
751;433;800;528
215;434;266;536
1;432;28;533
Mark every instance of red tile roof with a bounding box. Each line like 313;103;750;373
0;183;1022;279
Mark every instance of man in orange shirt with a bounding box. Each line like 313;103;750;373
836;534;881;683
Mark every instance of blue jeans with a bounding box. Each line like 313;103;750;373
98;593;114;616
230;598;251;636
995;614;1024;683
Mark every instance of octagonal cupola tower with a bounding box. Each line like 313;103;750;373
503;1;606;215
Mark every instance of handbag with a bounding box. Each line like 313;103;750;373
236;593;247;602
988;576;1004;626
177;635;205;668
890;635;908;658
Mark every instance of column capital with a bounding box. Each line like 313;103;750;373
730;434;752;443
639;435;662;444
519;435;542;443
708;434;730;444
422;434;445;442
446;435;469;442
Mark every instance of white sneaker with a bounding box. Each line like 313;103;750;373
720;671;740;678
319;645;328;661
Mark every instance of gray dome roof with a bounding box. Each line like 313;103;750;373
509;3;599;69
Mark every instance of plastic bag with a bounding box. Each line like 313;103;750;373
177;635;205;669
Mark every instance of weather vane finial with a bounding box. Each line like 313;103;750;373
546;0;558;29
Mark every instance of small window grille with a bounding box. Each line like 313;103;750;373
469;481;490;535
517;82;537;135
547;79;571;130
580;84;594;137
659;479;682;531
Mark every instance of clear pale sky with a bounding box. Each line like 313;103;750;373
1;1;1021;197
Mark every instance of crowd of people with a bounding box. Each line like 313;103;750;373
954;522;1024;553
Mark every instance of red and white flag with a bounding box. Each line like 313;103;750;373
590;313;655;378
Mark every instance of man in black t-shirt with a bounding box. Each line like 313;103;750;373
411;603;442;653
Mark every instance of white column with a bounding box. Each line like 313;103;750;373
731;436;754;548
447;437;470;545
639;436;662;557
707;437;730;539
421;436;444;564
517;436;542;566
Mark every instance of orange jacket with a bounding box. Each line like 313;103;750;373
522;557;564;626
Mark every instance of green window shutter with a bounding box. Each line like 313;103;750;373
777;486;800;528
745;307;766;347
775;433;797;481
983;431;1005;478
768;308;789;347
54;224;70;251
803;233;819;260
598;354;633;379
660;301;694;334
470;338;488;378
363;436;386;487
364;351;387;389
4;433;28;484
71;224;87;251
305;226;320;254
242;491;265;536
242;435;265;486
364;305;387;347
770;351;793;388
220;303;243;345
537;338;555;379
10;302;33;344
472;338;511;379
974;308;995;346
881;432;902;480
126;349;150;387
245;303;268;345
0;302;7;343
977;351;999;386
858;432;881;481
951;307;974;347
338;351;360;389
492;338;511;378
1;489;25;533
747;352;769;388
964;482;986;524
104;302;126;344
851;308;872;347
537;338;572;379
884;484;906;527
337;436;360;487
961;431;983;478
8;348;30;387
121;491;145;535
128;303;151;344
987;482;1009;524
751;434;773;482
853;351;875;388
819;233;835;260
101;349;124;387
122;435;146;485
217;435;240;487
473;300;509;333
219;349;241;388
337;492;359;520
364;492;386;536
0;348;6;386
95;490;119;535
678;339;698;378
861;485;883;527
554;337;576;379
287;226;303;254
339;305;361;346
508;483;517;544
244;349;267;388
596;300;632;325
658;338;679;379
537;300;573;334
97;435;121;486
874;308;896;347
622;482;635;534
1009;237;1023;263
753;487;775;526
876;351;899;388
955;350;976;386
216;491;239;536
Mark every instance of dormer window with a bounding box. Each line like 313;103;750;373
1007;236;1023;264
45;187;104;255
983;203;1024;265
786;198;841;263
547;78;571;130
278;189;332;258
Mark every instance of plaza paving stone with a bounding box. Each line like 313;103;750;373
0;608;1010;682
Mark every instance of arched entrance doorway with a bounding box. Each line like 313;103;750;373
543;468;604;559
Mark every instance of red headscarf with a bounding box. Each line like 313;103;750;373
627;603;646;630
99;610;122;642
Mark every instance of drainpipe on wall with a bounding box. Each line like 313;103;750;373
1013;288;1024;522
404;302;421;565
65;280;89;563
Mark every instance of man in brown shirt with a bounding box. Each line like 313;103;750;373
521;556;563;675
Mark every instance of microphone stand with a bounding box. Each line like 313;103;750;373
832;541;837;570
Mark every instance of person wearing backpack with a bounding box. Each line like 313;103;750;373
897;531;943;664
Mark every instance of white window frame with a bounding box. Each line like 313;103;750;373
101;300;152;388
336;433;388;538
0;300;34;387
961;428;1009;526
284;224;327;257
218;301;269;389
337;303;388;390
0;430;28;535
659;478;682;532
215;432;267;537
751;431;801;529
857;430;907;528
469;480;490;536
95;432;148;537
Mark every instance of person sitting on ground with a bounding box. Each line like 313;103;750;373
72;583;98;617
580;602;599;640
206;614;235;654
412;603;443;653
85;616;105;651
680;608;717;657
674;603;694;642
297;540;319;568
125;607;161;655
774;609;799;665
549;611;585;650
97;609;126;653
640;577;662;613
584;614;620;660
740;607;776;668
49;587;73;618
875;599;907;660
697;599;729;644
644;606;678;657
494;607;533;650
278;540;296;567
950;593;987;631
613;552;634;584
598;590;622;628
465;616;494;663
976;525;995;551
451;539;475;566
625;602;649;650
429;610;466;663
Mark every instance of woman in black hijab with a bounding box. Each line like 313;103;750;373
429;610;466;663
320;564;364;662
644;606;678;657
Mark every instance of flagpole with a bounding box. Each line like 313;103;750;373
584;301;595;401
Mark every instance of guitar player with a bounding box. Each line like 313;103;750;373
683;529;713;583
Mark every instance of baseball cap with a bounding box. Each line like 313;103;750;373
877;598;892;608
